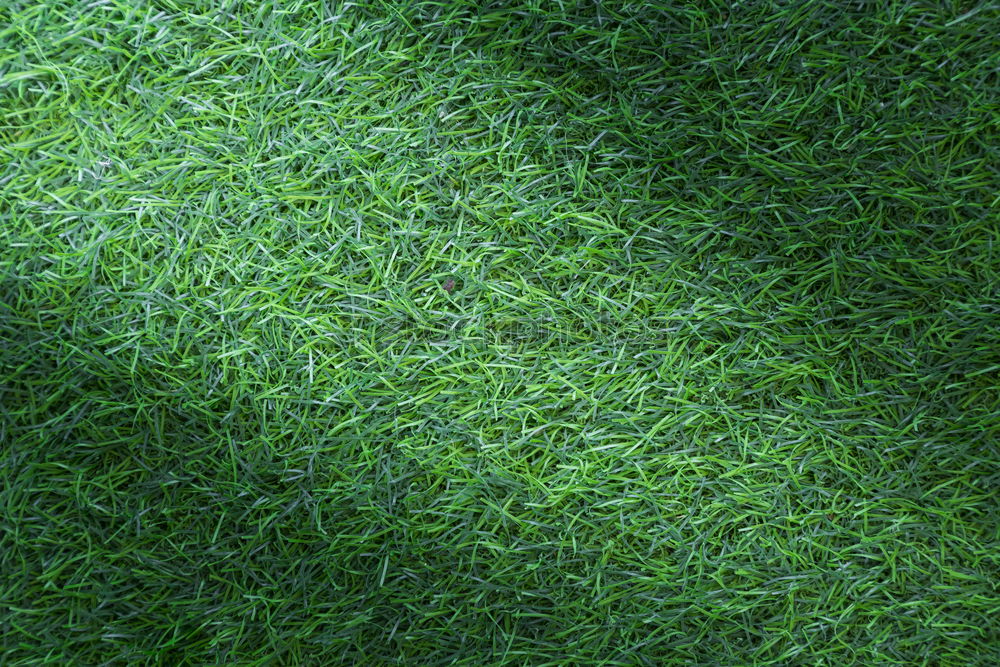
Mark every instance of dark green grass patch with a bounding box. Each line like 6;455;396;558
2;0;999;664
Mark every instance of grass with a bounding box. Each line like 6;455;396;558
1;0;999;664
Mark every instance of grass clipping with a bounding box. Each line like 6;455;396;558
1;1;998;664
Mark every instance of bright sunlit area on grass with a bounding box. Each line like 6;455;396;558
1;1;998;664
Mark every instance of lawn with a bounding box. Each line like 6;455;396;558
1;0;998;664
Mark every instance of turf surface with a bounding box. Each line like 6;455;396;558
2;0;999;664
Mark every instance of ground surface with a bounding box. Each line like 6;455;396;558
2;1;999;664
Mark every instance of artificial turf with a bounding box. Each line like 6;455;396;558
2;0;999;664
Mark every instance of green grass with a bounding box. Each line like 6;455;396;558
2;0;999;664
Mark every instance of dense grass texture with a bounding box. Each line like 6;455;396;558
2;0;999;664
